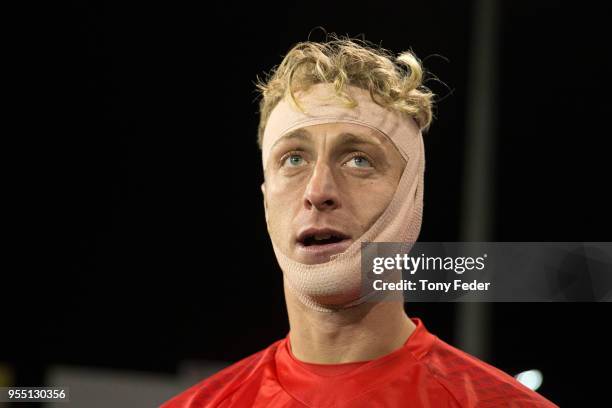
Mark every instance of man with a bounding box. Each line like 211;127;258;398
162;36;558;407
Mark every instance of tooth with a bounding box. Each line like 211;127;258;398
314;234;332;240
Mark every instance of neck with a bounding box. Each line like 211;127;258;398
284;280;416;364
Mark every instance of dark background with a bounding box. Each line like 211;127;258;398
6;0;611;406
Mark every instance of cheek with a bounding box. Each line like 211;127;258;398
265;180;302;241
348;179;397;229
267;179;302;215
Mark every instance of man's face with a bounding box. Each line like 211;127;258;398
263;122;406;265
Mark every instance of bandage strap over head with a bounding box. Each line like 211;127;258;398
262;83;425;312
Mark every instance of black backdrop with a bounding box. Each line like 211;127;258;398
5;1;611;406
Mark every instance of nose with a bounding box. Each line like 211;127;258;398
303;161;341;212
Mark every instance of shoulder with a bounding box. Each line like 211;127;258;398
418;336;558;408
160;339;283;408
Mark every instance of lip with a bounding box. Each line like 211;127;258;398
295;227;352;264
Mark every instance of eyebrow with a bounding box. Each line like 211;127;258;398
336;131;384;147
270;128;383;152
270;128;313;151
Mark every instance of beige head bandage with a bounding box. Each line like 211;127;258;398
262;83;425;312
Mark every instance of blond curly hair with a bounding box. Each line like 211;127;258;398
254;34;435;149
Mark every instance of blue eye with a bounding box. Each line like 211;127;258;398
284;154;305;167
346;156;372;168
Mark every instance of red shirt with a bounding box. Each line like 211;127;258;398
161;318;558;407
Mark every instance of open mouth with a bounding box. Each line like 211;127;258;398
301;233;347;247
297;227;350;247
295;229;352;263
